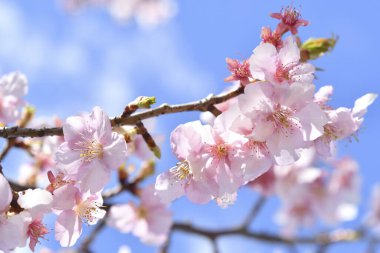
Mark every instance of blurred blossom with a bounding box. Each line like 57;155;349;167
108;185;172;246
64;0;177;29
0;71;28;125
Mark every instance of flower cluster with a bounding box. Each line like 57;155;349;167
0;106;130;251
155;9;376;209
108;185;172;246
251;150;360;234
0;4;378;253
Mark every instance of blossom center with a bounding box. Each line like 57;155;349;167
170;161;191;181
268;105;293;129
275;64;291;82
27;219;48;251
323;124;339;141
75;199;103;224
137;207;148;219
76;140;104;162
233;61;250;79
282;6;300;26
209;143;229;159
246;140;269;157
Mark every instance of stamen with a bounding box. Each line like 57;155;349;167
169;161;191;181
275;64;291;82
137;207;148;218
267;105;300;136
75;199;103;224
75;140;104;162
246;140;269;158
323;124;339;142
207;143;229;159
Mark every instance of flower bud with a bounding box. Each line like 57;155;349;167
300;36;338;61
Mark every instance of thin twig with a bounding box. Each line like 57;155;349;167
365;237;378;253
172;222;364;245
0;138;16;161
240;195;266;229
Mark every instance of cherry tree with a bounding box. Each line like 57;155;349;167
0;2;378;253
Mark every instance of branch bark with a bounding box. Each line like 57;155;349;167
0;86;244;138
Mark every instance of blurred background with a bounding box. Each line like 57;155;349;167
1;0;380;252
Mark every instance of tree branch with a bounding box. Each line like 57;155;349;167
0;86;244;138
172;222;365;246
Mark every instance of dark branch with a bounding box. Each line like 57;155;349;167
0;85;245;138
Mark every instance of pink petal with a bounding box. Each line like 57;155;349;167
102;132;128;169
90;106;113;143
52;185;78;211
0;173;12;212
55;210;82;247
154;171;186;203
79;163;110;193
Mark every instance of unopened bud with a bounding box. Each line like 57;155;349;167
300;36;338;61
152;146;161;159
18;106;35;127
134;96;156;109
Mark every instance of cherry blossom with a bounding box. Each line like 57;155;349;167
314;93;377;157
155;121;218;204
65;0;177;29
0;71;28;125
16;189;53;251
249;36;315;85
260;27;283;49
55;106;128;193
108;186;172;245
270;6;309;35
224;58;252;85
53;184;106;247
0;173;23;252
238;82;328;165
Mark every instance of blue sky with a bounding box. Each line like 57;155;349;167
1;0;380;252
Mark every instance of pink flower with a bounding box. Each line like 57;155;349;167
314;85;333;107
0;71;28;125
274;164;326;233
238;82;328;165
17;189;53;251
320;157;359;223
270;6;309;35
108;186;172;246
213;104;273;182
249;36;315;85
248;167;276;196
181;120;248;200
155;121;219;204
55;106;128;193
314;93;377;157
224;58;252;85
53;184;106;247
0;173;23;252
260;27;283;49
273;154;360;233
0;173;12;214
